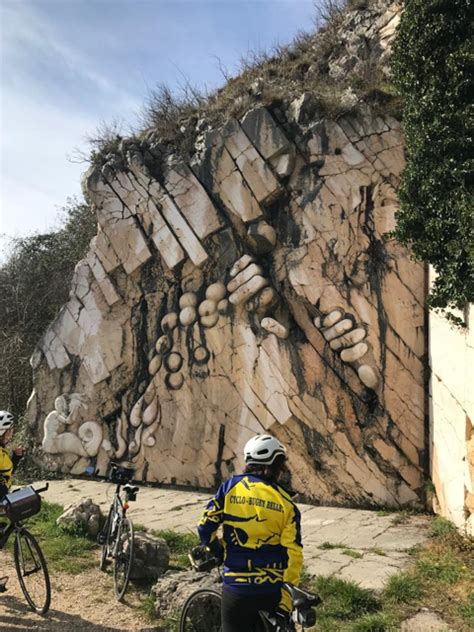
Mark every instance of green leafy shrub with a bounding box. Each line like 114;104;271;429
391;0;474;317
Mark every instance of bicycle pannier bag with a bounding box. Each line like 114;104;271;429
3;487;41;522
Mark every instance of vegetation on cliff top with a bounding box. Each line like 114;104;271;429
90;0;399;166
391;0;474;318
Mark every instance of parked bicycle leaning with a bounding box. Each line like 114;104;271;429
0;483;51;614
181;546;321;632
97;461;139;601
0;410;51;614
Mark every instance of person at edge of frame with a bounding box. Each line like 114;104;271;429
196;434;303;632
0;410;24;592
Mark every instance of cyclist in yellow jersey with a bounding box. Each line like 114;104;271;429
0;411;23;499
197;434;303;632
0;410;23;591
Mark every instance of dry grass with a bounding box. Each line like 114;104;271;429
89;0;398;168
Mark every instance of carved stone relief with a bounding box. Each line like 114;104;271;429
29;93;426;509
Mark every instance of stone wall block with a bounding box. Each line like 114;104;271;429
164;163;224;239
125;167;186;269
240;107;295;178
87;253;120;306
40;328;70;370
214;146;264;223
90;231;121;273
88;170;152;275
223;120;281;205
123;166;209;268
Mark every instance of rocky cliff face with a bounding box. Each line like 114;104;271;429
27;0;427;507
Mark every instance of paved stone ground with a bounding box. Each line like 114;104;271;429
38;478;431;591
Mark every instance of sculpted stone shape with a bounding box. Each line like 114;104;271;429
42;393;106;460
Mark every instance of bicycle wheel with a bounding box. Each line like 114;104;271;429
113;516;134;601
180;588;222;632
99;506;114;572
14;527;51;615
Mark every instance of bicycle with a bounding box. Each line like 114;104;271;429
0;483;51;615
97;462;139;601
180;547;321;632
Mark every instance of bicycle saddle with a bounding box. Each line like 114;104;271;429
283;583;322;608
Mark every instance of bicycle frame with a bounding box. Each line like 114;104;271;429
110;485;125;557
0;521;17;550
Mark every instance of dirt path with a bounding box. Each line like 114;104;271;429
0;551;155;631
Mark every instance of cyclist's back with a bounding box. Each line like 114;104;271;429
197;434;303;632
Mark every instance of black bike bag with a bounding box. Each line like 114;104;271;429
3;487;41;522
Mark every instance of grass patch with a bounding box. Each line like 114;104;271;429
157;610;180;632
150;528;199;569
459;592;474;627
312;576;381;620
139;592;157;620
319;541;346;550
138;593;180;631
26;501;98;573
415;549;468;585
351;611;397;632
308;516;473;631
429;516;458;538
318;542;363;558
384;573;422;604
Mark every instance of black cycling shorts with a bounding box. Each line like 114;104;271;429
221;586;280;632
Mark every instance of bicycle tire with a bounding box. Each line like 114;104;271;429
179;588;222;632
113;515;134;601
13;527;51;615
100;506;114;572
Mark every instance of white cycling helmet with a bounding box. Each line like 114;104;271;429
0;411;15;437
244;434;286;466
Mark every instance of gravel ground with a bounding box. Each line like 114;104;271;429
0;551;154;631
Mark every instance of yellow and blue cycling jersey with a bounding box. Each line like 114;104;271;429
198;474;303;609
0;447;14;498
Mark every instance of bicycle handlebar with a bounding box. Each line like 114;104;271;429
31;483;49;495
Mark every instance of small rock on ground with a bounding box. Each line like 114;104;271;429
400;610;453;631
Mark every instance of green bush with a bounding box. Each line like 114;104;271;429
391;0;474;318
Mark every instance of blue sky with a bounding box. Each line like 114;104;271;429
0;0;317;254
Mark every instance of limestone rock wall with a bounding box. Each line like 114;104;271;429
27;98;427;507
27;0;428;507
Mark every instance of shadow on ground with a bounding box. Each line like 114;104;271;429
0;595;154;631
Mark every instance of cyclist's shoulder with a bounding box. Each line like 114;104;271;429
218;474;246;495
271;482;299;509
0;447;11;461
